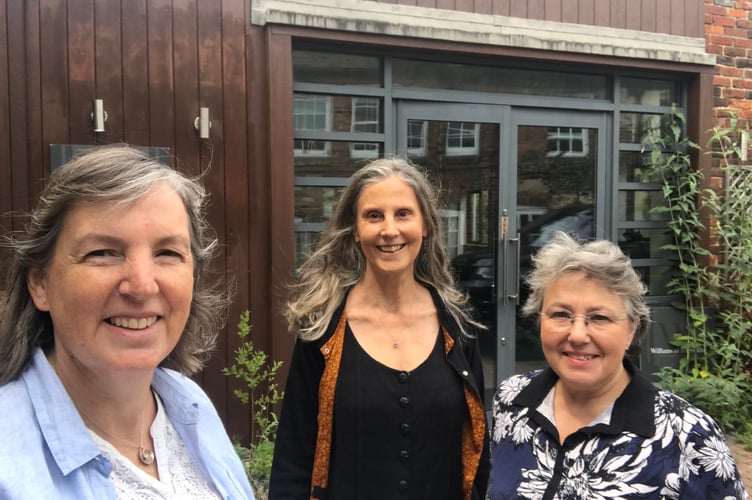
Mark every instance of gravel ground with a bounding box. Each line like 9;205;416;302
729;437;752;495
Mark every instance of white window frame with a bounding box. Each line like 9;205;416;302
294;94;331;157
350;97;380;159
445;122;479;156
546;127;589;158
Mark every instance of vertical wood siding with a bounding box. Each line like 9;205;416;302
376;0;704;37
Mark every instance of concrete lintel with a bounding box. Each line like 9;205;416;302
251;0;716;66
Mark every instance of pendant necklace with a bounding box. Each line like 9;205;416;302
78;405;155;465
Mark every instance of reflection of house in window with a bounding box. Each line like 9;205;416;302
351;97;380;158
407;119;427;157
446;122;480;156
294;94;331;156
546;127;589;157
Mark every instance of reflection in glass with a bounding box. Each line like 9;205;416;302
620;112;664;144
619;151;660;183
620;77;677;106
618;228;672;260
294;141;383;178
293;50;382;86
618;191;669;222
634;265;673;296
393;59;609;99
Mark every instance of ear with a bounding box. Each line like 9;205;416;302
27;268;50;312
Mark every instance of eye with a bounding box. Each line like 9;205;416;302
588;313;613;325
365;211;383;221
549;311;572;320
396;208;411;218
156;249;187;261
83;249;120;263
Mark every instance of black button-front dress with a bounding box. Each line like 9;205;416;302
327;323;466;499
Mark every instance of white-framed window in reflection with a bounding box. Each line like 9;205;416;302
546;127;589;157
351;97;380;159
446;122;479;156
407;119;427;157
439;209;465;260
294;94;331;157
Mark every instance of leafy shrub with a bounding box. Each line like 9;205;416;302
223;310;284;499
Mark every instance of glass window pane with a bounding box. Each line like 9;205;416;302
295;141;384;177
294;94;384;134
620;112;664;144
620;77;678;106
293;50;382;86
618;190;669;222
393;59;609;99
634;265;673;296
617;228;673;259
619;151;661;183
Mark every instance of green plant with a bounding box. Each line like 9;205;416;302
644;111;752;442
223;310;284;498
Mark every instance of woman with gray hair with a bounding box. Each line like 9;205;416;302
488;231;747;499
269;157;489;499
0;145;254;499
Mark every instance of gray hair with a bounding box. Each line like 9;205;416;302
287;157;481;341
0;145;228;383
521;231;651;354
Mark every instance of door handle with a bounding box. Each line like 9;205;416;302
508;233;520;304
500;210;509;305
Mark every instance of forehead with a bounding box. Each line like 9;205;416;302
544;271;623;305
358;176;418;203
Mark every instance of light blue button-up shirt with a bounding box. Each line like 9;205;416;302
0;348;255;500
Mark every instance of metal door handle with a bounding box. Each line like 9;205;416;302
500;210;508;305
508;233;520;304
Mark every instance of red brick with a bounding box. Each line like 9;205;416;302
723;46;747;57
707;43;725;55
710;34;735;45
724;27;750;37
735;38;752;48
714;75;733;86
720;65;744;77
735;78;752;89
707;23;726;34
707;5;728;15
729;8;748;18
725;88;748;98
737;19;752;29
714;15;737;27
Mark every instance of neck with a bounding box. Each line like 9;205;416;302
353;275;425;312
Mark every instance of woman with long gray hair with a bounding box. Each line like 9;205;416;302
269;157;489;500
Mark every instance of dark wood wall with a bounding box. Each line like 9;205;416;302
0;0;278;442
368;0;705;38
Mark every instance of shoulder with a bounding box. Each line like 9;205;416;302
494;371;542;408
653;388;726;438
153;368;214;407
0;377;36;434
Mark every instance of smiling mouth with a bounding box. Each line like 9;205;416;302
566;353;596;361
378;244;406;253
107;316;158;330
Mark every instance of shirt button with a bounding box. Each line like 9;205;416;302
462;370;469;376
399;396;409;407
400;423;411;435
399;480;408;491
399;449;409;461
398;371;409;383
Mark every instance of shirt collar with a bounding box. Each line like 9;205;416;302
23;348;106;475
513;359;657;438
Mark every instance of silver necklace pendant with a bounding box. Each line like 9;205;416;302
392;340;399;349
138;446;155;465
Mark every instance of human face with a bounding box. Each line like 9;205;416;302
27;183;194;379
353;176;428;281
539;271;636;397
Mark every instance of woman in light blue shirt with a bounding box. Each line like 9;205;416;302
0;146;254;499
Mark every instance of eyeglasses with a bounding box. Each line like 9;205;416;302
541;310;629;332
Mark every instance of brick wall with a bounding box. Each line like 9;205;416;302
706;0;752;128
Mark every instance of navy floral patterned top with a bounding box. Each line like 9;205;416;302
488;361;748;499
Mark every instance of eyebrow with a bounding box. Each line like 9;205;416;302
71;233;191;252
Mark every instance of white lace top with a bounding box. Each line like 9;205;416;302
87;393;223;500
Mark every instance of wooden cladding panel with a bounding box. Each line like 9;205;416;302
0;0;256;441
369;0;704;37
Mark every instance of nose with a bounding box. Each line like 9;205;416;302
380;216;398;237
567;316;591;343
118;258;159;300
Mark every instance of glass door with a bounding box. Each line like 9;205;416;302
397;102;505;403
502;110;609;379
397;103;608;398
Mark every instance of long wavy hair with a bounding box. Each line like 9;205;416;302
0;145;229;384
521;231;651;355
286;157;482;341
